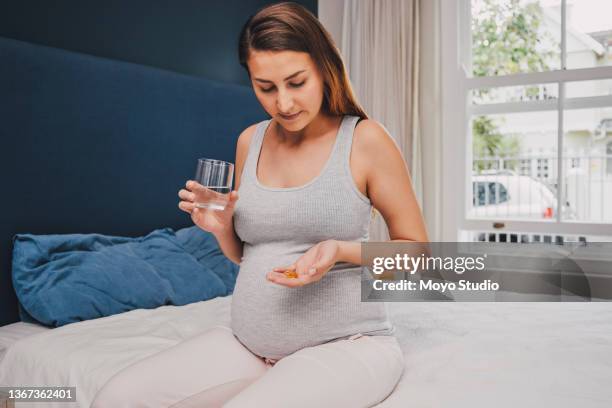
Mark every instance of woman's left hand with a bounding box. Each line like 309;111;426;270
267;240;341;287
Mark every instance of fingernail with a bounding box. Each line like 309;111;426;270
308;267;316;276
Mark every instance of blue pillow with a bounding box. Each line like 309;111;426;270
17;303;39;324
12;228;227;327
174;226;239;293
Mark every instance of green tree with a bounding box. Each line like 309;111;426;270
472;0;555;77
471;0;558;171
472;116;521;171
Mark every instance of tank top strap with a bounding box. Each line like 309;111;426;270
242;119;271;183
324;115;361;179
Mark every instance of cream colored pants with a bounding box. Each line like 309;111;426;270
91;326;404;408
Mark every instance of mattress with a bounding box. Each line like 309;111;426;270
377;302;612;407
0;296;233;408
1;297;611;408
0;321;50;364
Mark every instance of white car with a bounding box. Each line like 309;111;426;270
468;172;574;220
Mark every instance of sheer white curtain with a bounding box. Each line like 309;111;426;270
341;0;422;241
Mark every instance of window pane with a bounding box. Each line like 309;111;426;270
566;79;612;98
565;0;612;70
471;0;561;77
563;107;612;222
471;83;558;104
471;111;559;220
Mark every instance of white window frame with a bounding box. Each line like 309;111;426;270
441;0;612;240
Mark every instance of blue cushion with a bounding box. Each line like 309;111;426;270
12;228;227;327
174;226;239;293
17;303;39;324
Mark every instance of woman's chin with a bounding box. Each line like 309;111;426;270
278;114;308;130
280;122;303;131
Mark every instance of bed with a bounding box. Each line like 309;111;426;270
1;297;612;407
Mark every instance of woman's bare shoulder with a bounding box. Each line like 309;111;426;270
236;122;263;160
353;119;401;164
237;123;259;150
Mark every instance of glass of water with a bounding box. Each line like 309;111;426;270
193;158;234;210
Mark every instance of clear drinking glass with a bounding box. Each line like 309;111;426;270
193;158;234;210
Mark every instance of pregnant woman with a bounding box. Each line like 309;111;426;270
93;2;428;407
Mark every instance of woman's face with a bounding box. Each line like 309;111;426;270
247;50;325;131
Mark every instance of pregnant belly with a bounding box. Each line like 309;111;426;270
229;259;389;360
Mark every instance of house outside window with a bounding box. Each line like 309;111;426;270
537;158;550;179
441;0;612;241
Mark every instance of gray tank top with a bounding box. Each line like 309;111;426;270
232;115;394;360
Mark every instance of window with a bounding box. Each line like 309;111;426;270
520;159;531;175
537;158;550;179
441;0;612;240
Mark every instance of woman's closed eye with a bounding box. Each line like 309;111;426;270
260;81;306;93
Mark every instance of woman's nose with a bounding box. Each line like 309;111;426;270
276;90;294;113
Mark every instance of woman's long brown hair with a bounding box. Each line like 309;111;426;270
238;2;368;120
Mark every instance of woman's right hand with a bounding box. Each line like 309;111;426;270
178;180;239;235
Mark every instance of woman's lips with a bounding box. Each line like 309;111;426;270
279;111;302;121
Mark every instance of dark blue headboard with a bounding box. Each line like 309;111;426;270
0;37;267;325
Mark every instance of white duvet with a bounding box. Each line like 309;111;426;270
1;297;612;408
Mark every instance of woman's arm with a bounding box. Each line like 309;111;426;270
336;119;429;265
213;227;244;265
211;124;258;265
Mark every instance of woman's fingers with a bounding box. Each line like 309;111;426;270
178;200;195;213
178;189;195;201
272;263;296;272
223;190;239;211
178;183;197;214
186;180;206;191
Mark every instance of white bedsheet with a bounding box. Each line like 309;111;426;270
1;298;611;408
377;302;612;408
0;296;232;408
0;322;50;364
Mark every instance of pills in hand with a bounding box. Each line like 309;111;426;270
283;268;298;279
